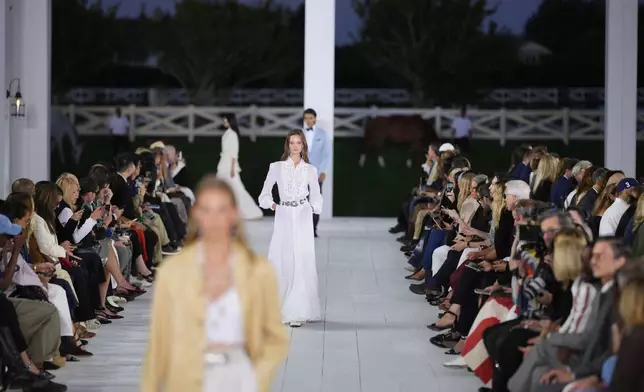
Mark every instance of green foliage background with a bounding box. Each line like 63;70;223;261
51;137;644;217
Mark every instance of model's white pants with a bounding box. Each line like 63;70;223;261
47;283;74;337
203;347;257;392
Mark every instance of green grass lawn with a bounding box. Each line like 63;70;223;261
52;137;641;217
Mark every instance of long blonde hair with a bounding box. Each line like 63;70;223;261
280;129;310;163
553;229;588;286
490;181;506;229
634;194;644;227
593;183;618;217
457;172;475;212
185;175;256;261
56;174;80;211
532;154;559;193
619;277;644;328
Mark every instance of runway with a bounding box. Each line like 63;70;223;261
54;218;480;392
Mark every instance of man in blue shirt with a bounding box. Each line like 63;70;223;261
302;108;331;237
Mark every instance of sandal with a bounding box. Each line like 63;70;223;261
429;296;445;306
96;310;124;320
429;331;461;349
426;310;458;332
405;269;425;281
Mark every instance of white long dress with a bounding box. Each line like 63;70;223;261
258;158;323;323
216;128;263;220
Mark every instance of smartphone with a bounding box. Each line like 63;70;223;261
445;182;454;193
149;204;161;210
466;261;483;272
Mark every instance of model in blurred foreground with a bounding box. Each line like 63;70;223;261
141;175;288;392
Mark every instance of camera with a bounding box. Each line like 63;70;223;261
514;223;547;273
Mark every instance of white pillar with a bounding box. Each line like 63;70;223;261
0;0;10;197
605;0;638;176
5;0;51;187
304;0;335;219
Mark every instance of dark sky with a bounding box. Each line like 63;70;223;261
101;0;542;44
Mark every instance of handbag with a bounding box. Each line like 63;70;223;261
9;285;49;303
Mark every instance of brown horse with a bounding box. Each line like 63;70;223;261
358;115;438;168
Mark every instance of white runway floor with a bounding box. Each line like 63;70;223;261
54;218;480;392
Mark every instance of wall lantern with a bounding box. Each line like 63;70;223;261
6;78;25;118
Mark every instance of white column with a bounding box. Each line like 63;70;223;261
304;0;335;219
605;0;638;176
5;0;51;185
0;0;10;197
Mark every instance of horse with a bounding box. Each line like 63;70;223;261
358;115;438;168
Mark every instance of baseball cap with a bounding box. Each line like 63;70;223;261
617;178;639;193
439;143;455;153
0;214;22;236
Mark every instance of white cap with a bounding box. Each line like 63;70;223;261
439;143;455;152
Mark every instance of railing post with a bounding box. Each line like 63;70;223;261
499;108;507;146
562;108;570;145
249;105;258;143
128;104;136;142
187;105;195;143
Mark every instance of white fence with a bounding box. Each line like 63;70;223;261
60;87;644;106
56;105;644;145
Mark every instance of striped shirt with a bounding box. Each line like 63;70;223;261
558;277;598;334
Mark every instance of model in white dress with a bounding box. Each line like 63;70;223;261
216;118;263;220
258;137;323;327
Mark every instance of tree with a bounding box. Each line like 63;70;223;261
353;0;518;105
149;0;299;104
52;0;118;97
524;0;606;86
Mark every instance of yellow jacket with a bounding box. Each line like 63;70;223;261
141;242;289;392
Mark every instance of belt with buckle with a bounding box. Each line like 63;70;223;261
280;199;307;207
204;352;230;366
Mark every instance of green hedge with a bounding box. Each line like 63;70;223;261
51;136;642;217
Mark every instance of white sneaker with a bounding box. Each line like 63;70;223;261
289;322;302;328
442;356;467;369
108;295;127;306
86;319;102;330
130;276;152;288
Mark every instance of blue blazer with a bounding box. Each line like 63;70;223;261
550;175;576;208
304;127;331;176
511;162;531;184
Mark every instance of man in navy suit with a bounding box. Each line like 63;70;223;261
302;108;331;237
550;158;578;208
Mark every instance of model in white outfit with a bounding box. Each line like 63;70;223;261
216;115;263;220
258;131;323;327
